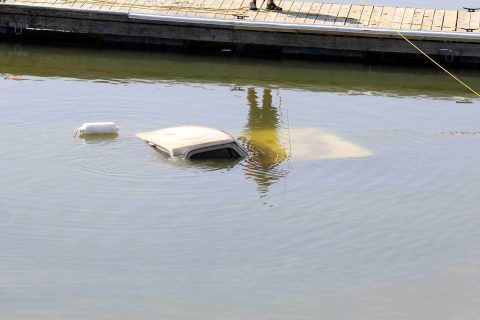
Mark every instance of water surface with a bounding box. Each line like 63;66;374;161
1;44;480;319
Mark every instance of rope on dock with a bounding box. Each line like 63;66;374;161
396;31;480;97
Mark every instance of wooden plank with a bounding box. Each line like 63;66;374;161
129;0;147;13
126;0;139;12
184;0;205;16
35;0;48;6
263;0;284;22
431;9;445;31
470;11;480;32
35;0;54;7
114;0;130;12
421;8;435;30
153;0;173;14
211;0;227;18
442;10;457;31
97;0;113;11
274;0;293;22
67;0;83;8
323;3;341;25
38;0;53;8
101;0;113;11
252;1;268;21
145;0;160;14
73;0;89;7
139;0;154;13
116;0;133;12
251;0;266;21
200;0;225;18
223;0;250;20
189;0;206;17
213;0;229;18
253;7;270;21
54;0;63;10
334;4;351;25
195;0;215;17
294;1;313;24
410;8;424;30
303;2;322;24
314;2;332;24
400;8;415;30
127;0;140;12
291;0;306;23
282;1;303;23
368;6;383;28
345;4;363;26
89;0;106;11
470;11;480;31
358;5;373;27
457;11;471;31
167;0;190;16
28;0;44;6
109;0;123;11
28;0;43;6
378;6;395;28
391;7;405;29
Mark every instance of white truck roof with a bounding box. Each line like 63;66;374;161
136;125;245;158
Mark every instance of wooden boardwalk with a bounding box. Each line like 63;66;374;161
1;0;480;62
4;0;480;32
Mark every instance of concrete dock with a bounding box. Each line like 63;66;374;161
1;0;480;63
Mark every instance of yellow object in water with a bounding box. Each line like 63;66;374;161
288;128;373;161
242;127;372;162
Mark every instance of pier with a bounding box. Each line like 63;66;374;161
1;0;480;63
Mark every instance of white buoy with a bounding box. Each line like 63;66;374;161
77;122;119;136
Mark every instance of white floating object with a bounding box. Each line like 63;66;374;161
77;122;119;136
137;125;248;159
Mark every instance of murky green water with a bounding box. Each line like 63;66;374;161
1;43;480;319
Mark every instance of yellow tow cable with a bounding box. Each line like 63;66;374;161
396;30;480;97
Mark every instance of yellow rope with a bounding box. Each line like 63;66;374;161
396;31;480;97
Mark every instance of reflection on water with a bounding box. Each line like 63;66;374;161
2;43;480;99
78;133;119;144
241;88;289;196
238;87;373;195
